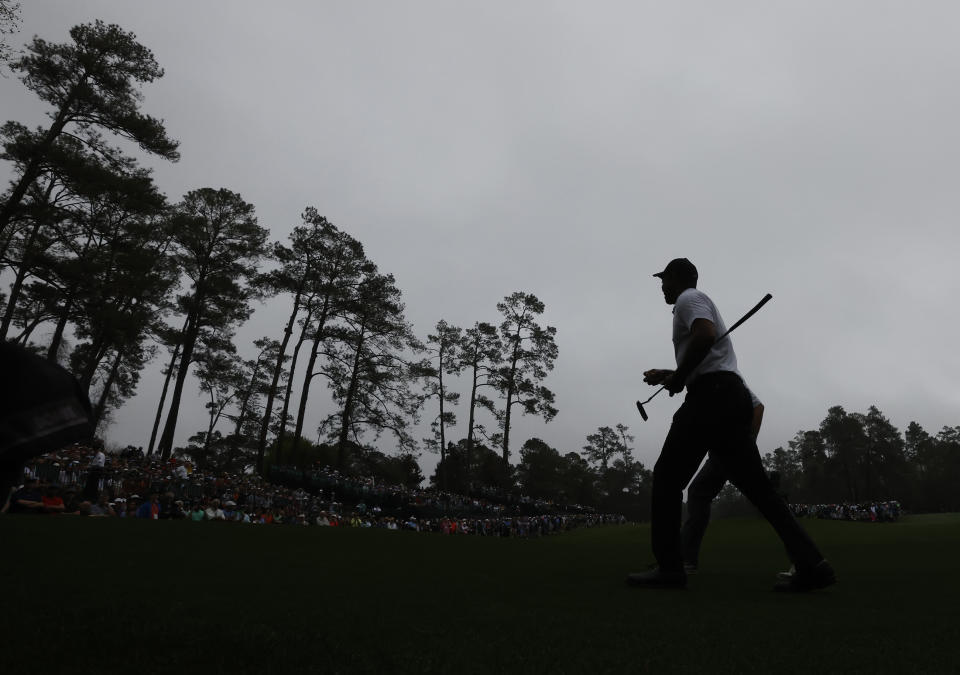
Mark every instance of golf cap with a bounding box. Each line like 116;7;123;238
653;258;698;283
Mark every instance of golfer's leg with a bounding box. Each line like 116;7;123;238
716;434;824;569
681;458;727;567
652;403;709;572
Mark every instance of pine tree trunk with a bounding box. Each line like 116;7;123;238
438;355;447;491
46;299;73;362
466;363;479;482
336;330;366;471
157;323;200;460
275;316;311;465
292;299;331;445
500;331;522;463
233;353;264;462
202;388;217;465
257;290;302;474
78;332;112;392
147;340;182;455
92;347;125;426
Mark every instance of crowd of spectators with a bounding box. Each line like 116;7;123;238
789;501;901;522
1;445;625;538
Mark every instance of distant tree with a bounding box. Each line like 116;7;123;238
904;421;933;470
516;437;564;500
0;20;178;254
903;420;942;510
320;272;423;469
819;405;866;502
459;322;502;478
598;454;651;520
615;423;635;462
557;451;598;506
0;131;168;345
418;319;463;490
920;425;960;512
155;188;269;459
787;429;829;502
582;425;623;472
66;196;175;386
193;349;243;461
224;337;279;467
255;208;354;472
493;292;558;462
431;439;512;493
762;445;801;499
856;405;909;501
0;120;175;428
352;446;424;488
289;219;371;448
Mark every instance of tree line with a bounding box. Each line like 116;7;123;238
760;405;960;514
0;21;562;484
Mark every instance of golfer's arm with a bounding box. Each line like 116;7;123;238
673;318;717;384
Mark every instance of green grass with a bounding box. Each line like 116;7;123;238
2;514;959;674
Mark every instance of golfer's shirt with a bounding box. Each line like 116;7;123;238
673;288;742;387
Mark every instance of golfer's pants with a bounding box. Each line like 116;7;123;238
680;457;727;566
652;371;823;573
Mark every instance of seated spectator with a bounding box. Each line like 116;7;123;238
189;503;205;521
61;487;83;514
205;499;225;521
222;500;238;521
136;493;160;519
40;484;66;515
9;478;45;514
90;493;116;517
170;499;187;520
125;495;141;518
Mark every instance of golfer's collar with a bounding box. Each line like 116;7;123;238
673;288;697;312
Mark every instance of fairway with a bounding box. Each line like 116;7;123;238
2;515;958;674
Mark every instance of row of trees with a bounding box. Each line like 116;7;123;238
0;20;560;482
761;405;960;513
432;425;651;519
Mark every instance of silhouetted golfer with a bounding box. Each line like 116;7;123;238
626;258;835;592
0;341;94;508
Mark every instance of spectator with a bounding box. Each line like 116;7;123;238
204;499;225;521
38;484;65;514
136;493;160;519
189;503;205;521
90;493;116;517
8;478;45;514
82;447;106;501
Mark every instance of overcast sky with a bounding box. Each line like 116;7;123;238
3;1;960;476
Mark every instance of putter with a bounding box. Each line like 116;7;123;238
636;293;773;421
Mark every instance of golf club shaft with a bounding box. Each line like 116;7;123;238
717;293;772;342
642;385;665;405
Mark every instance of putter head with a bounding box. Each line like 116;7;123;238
635;400;648;421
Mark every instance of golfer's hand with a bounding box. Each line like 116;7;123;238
643;369;673;386
644;369;674;387
664;372;685;396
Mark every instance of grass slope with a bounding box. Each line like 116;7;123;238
2;514;958;674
